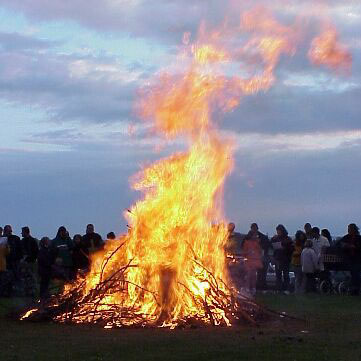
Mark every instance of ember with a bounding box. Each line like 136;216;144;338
21;4;351;329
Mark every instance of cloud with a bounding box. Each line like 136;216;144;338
0;35;142;124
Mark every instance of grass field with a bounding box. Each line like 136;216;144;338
0;294;360;361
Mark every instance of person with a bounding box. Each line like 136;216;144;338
292;231;307;293
271;224;294;292
82;224;104;253
301;240;319;292
51;226;73;280
3;225;23;283
21;227;39;263
225;223;243;255
72;234;89;278
20;226;39;296
225;223;244;291
321;229;333;246
338;224;361;295
304;223;313;240
0;235;12;296
242;232;263;295
106;232;116;240
247;223;270;290
311;227;330;273
38;237;56;300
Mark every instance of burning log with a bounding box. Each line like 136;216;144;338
21;243;271;329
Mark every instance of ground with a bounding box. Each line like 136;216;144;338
0;294;360;361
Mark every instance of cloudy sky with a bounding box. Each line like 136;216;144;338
0;0;360;238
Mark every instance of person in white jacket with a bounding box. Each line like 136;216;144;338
311;227;330;271
301;240;319;292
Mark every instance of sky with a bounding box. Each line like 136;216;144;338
0;0;360;238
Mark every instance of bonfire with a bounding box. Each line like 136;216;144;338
21;4;351;329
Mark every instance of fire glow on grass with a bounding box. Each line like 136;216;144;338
21;4;352;329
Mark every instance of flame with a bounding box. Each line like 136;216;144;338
309;26;352;71
37;4;352;329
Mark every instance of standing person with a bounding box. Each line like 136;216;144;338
247;223;270;290
0;235;12;296
271;224;294;292
21;227;39;296
292;231;307;293
301;240;319;292
82;224;104;253
338;224;361;296
72;234;89;278
225;222;244;291
242;233;263;296
51;226;73;280
225;223;243;255
3;225;23;283
38;237;56;301
321;229;333;246
311;227;330;274
304;223;313;240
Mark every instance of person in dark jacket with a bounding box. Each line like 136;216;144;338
338;224;361;295
3;225;23;281
82;224;104;253
247;223;270;290
20;226;39;296
271;224;294;292
51;226;73;280
304;223;313;240
38;237;56;300
21;227;39;263
72;234;89;278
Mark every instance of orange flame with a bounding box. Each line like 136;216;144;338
47;4;352;329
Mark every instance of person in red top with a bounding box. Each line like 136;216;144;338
242;232;263;295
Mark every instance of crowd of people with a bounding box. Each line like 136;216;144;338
0;221;360;301
226;222;361;296
0;224;116;300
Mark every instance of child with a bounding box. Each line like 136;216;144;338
301;240;319;292
242;233;263;296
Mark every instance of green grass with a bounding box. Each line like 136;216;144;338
0;294;360;361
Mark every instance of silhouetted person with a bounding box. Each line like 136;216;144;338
321;228;332;246
82;224;103;253
225;222;244;291
225;223;243;255
292;231;307;293
304;223;313;240
38;237;56;300
107;232;116;240
21;226;39;296
301;240;318;293
72;234;89;278
3;225;23;282
339;224;361;295
312;227;330;272
52;226;73;280
21;227;39;264
271;224;294;292
242;232;263;295
0;233;12;296
248;223;270;290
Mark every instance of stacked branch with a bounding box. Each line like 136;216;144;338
20;241;277;328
